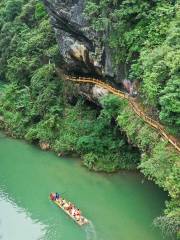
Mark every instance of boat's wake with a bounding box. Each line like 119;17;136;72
84;221;97;240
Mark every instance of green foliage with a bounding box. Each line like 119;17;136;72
52;99;139;170
0;0;179;237
0;0;140;173
19;0;36;27
83;152;99;170
100;94;127;117
154;214;180;239
85;0;180;231
140;142;179;197
154;197;180;238
117;102;159;152
5;0;23;21
131;6;180;135
35;2;46;20
159;77;180;132
85;0;179;135
83;152;121;172
85;0;176;63
115;96;180;237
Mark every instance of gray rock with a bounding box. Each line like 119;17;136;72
42;0;138;106
43;0;128;81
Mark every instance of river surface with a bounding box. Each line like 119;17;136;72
0;132;169;240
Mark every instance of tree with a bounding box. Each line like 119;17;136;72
5;0;22;21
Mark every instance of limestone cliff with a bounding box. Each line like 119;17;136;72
43;0;126;82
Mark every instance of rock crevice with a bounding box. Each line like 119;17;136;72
43;0;116;79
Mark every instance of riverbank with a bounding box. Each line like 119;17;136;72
0;85;179;238
0;131;169;240
0;117;136;174
0;0;179;237
0;82;140;173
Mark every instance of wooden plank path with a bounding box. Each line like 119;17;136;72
64;75;180;153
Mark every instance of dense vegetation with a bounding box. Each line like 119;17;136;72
85;0;180;237
85;0;180;136
0;0;139;172
115;96;180;238
0;0;179;238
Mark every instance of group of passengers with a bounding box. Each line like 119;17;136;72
50;192;84;222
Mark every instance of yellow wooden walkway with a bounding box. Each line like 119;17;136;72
64;75;180;153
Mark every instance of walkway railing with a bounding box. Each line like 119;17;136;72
64;75;180;152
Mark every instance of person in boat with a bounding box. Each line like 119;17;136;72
71;207;76;217
64;201;70;210
75;214;81;221
76;209;81;216
66;202;72;211
55;192;60;200
74;208;81;220
50;192;56;201
74;209;81;221
68;203;73;214
61;199;66;206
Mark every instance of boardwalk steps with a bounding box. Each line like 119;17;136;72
64;75;180;153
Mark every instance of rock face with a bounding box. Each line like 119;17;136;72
39;141;50;150
43;0;126;82
77;83;109;104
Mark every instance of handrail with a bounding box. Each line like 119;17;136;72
63;75;180;152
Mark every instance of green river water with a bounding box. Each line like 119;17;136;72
0;132;169;240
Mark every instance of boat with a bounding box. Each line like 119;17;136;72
50;193;89;226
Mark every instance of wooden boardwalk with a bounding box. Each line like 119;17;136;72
64;75;180;153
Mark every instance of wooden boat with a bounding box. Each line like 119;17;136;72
50;195;89;226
